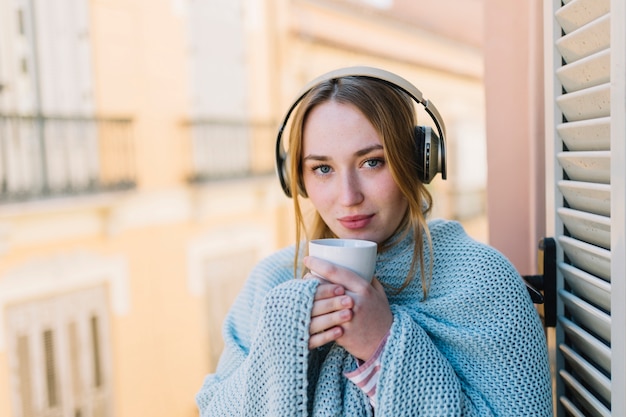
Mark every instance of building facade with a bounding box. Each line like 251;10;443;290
5;0;620;416
0;1;485;416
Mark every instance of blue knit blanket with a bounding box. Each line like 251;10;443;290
196;219;553;416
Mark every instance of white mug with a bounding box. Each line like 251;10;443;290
308;238;378;282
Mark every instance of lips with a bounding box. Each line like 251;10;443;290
338;214;374;230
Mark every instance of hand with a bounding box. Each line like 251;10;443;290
305;274;354;350
304;256;393;361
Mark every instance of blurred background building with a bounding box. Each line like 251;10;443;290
0;0;624;416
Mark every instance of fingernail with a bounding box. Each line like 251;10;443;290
341;296;351;306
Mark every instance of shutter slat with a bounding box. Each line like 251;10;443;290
17;335;34;417
558;180;610;216
560;344;611;404
560;317;611;374
43;329;59;408
555;0;610;35
556;83;610;121
557;151;610;184
557;49;610;93
556;13;610;64
561;262;611;312
559;236;611;281
557;117;610;152
560;289;611;343
560;396;588;417
558;207;610;249
560;370;611;417
553;6;614;412
6;286;112;416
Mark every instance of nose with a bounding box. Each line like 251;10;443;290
338;170;364;206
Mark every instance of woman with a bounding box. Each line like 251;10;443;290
196;67;553;416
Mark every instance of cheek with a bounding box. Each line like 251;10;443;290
303;179;329;208
371;172;397;194
377;178;407;211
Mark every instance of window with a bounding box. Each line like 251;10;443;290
187;226;271;372
16;8;25;36
204;249;258;371
6;286;113;417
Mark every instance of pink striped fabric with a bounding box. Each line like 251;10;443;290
344;331;389;408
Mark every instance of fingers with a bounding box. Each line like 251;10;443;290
308;292;354;350
309;326;343;349
308;307;353;349
311;294;353;316
303;272;330;284
312;282;345;300
304;256;369;291
310;307;352;334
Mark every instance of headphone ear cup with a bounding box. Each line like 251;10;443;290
277;154;292;197
276;150;308;198
414;126;442;184
275;125;294;197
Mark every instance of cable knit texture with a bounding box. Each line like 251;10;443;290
195;219;553;416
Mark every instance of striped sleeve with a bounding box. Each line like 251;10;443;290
344;331;389;408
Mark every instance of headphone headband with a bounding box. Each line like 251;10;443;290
275;66;447;197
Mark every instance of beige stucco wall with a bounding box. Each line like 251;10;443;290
91;0;191;190
0;1;535;416
0;183;286;417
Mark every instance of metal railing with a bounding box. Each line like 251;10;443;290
183;118;276;183
0;114;136;203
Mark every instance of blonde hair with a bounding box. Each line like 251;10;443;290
287;76;434;298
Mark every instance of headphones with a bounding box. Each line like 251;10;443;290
275;66;447;198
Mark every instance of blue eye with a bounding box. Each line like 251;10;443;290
313;164;332;174
364;158;384;168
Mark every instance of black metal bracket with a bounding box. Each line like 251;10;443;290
522;237;556;328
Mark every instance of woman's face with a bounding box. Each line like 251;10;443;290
301;100;409;244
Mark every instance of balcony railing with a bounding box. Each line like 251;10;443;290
184;118;276;183
0;114;136;203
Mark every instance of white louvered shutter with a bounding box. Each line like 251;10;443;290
0;0;98;193
545;0;626;415
6;286;113;417
34;0;99;190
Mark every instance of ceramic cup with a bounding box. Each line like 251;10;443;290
308;238;378;282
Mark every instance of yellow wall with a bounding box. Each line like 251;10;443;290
91;0;191;189
0;1;489;416
0;182;287;417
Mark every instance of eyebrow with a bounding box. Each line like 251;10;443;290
303;144;384;162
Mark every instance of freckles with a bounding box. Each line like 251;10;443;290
369;180;395;197
307;187;331;208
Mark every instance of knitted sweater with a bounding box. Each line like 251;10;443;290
196;219;553;416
